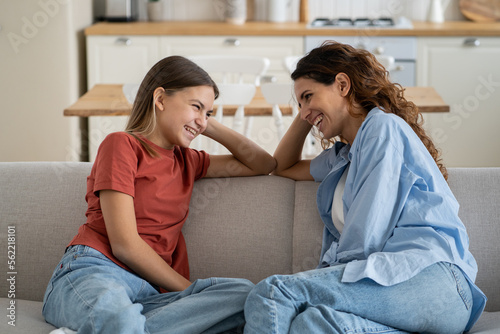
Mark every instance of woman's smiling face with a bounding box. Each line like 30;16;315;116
294;76;351;141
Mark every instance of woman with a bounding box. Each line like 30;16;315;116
43;56;276;333
243;42;486;334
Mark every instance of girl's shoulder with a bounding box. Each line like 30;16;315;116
101;131;136;146
96;132;143;160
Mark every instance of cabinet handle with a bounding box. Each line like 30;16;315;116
223;38;240;46
463;38;480;47
115;38;132;46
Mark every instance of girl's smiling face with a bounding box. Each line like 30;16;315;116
149;85;215;149
294;74;363;144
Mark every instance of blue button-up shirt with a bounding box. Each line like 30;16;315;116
310;108;486;330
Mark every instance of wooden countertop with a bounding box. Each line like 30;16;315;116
64;84;449;117
85;21;500;37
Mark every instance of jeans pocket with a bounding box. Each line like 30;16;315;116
448;263;472;310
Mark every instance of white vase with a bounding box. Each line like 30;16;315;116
147;1;163;22
225;0;246;25
268;0;287;23
428;0;445;23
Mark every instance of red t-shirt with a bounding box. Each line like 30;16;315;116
68;132;210;281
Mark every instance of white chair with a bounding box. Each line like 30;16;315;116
283;55;301;74
190;55;270;137
260;82;296;140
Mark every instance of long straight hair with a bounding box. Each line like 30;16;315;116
125;56;219;156
292;41;447;180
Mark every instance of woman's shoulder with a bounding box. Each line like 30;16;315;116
359;108;416;146
363;109;405;131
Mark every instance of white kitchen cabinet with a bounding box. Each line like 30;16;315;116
87;36;160;86
86;36;160;161
159;36;304;83
417;37;500;167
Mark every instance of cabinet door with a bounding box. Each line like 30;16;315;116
159;36;304;83
86;36;160;161
87;36;160;87
417;37;500;167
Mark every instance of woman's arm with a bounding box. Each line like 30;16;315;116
272;114;314;181
203;118;276;177
100;190;192;292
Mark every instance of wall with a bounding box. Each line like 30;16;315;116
0;0;93;162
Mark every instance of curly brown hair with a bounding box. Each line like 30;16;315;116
291;41;447;180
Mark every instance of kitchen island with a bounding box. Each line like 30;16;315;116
64;84;449;117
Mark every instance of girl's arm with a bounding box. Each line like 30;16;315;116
203;118;276;177
272;114;314;181
100;190;192;292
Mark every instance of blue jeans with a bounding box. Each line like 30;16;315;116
244;262;472;334
43;245;254;334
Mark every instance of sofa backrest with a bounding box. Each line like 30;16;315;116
0;163;498;313
0;162;91;302
447;168;500;312
185;175;297;283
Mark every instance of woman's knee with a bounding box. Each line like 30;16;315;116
245;274;296;310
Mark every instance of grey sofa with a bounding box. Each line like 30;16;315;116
0;162;499;333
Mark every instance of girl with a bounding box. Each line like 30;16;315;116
243;42;486;334
43;56;276;333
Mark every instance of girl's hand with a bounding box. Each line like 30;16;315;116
202;118;276;177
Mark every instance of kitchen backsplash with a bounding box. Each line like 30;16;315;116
307;0;464;22
94;0;465;22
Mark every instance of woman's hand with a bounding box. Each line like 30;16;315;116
100;190;192;292
272;114;314;181
202;118;276;177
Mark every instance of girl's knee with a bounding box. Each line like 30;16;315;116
234;278;255;292
211;277;255;294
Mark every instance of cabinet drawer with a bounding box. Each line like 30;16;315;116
87;36;160;88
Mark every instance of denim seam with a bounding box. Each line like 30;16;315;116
346;329;403;334
65;274;95;311
449;265;472;310
270;284;278;334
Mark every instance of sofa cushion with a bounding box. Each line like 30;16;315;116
0;162;92;302
292;180;324;274
184;175;296;284
468;312;500;334
448;168;500;312
0;296;56;332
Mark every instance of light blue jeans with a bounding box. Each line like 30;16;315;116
244;262;472;334
43;245;254;334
